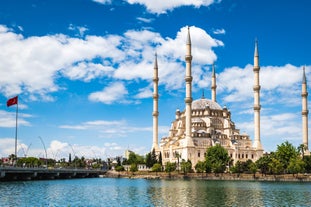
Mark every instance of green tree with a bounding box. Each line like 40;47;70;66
205;160;212;174
151;148;157;165
256;155;271;175
158;152;162;165
195;161;205;178
287;157;305;176
269;158;283;175
249;162;258;178
205;144;230;174
165;162;176;177
275;141;299;172
145;152;152;168
126;152;145;165
303;155;311;173
195;161;205;173
152;163;162;175
230;161;243;176
298;144;308;158
130;163;138;175
180;159;192;175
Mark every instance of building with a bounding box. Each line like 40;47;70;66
153;28;264;168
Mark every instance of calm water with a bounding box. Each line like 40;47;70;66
1;178;311;206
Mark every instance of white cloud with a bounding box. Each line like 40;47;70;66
137;17;154;23
126;0;218;14
213;28;226;35
0;24;223;104
88;82;128;104
218;64;309;107
68;24;89;37
92;0;112;4
0;110;31;128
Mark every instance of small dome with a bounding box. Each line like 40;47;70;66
192;98;222;110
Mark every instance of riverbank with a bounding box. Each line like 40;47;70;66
103;170;311;182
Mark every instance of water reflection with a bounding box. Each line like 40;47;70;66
1;178;311;206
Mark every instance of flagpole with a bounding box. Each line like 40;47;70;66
15;97;18;160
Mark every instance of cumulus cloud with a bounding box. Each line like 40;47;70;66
0;110;31;128
218;64;308;107
0;25;222;103
126;0;219;14
213;28;226;35
88;82;128;104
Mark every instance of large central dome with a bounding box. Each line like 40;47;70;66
192;98;222;110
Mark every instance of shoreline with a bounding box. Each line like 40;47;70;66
102;170;311;182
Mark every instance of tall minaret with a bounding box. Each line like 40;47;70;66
185;27;193;146
152;53;159;151
211;63;217;102
302;66;309;152
253;40;262;149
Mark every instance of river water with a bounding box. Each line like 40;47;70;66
1;178;311;206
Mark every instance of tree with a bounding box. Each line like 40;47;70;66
130;163;138;175
180;159;192;175
249;162;258;178
195;161;205;178
115;165;125;176
275;141;299;172
145;152;153;168
298;144;308;158
205;144;230;174
230;161;243;176
303;156;311;173
287;157;305;176
269;158;283;175
205;160;212;174
151;148;157;166
152;163;162;175
158;152;162;165
256;155;271;175
126;152;145;165
165;162;176;177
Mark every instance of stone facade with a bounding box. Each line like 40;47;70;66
155;28;264;168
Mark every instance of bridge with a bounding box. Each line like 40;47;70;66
0;167;107;181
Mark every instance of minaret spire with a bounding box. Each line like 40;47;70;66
253;40;262;150
211;63;217;102
302;66;309;153
185;27;194;147
152;52;159;151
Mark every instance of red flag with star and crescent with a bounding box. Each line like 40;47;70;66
7;96;18;107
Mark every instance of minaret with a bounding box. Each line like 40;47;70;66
253;40;262;149
211;63;217;102
152;53;159;151
302;66;309;152
185;27;194;146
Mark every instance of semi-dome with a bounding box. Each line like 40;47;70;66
192;98;222;110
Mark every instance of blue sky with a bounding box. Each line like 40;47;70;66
0;0;310;160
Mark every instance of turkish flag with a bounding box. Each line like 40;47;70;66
7;96;18;107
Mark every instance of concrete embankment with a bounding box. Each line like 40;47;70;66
103;170;311;182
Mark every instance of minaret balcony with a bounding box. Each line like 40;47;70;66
153;94;159;99
153;77;159;82
185;55;192;61
302;110;309;115
253;85;261;91
185;76;193;82
253;66;260;72
301;92;308;97
185;97;193;103
153;111;159;116
253;105;261;110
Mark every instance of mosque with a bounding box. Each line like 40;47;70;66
151;28;309;168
